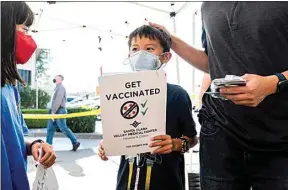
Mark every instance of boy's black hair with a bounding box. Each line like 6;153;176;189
128;25;172;53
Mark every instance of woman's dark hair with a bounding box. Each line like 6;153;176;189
128;25;172;53
1;2;34;87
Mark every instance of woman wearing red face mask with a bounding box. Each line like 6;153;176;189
1;2;56;189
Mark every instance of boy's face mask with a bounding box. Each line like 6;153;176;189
15;31;37;64
123;50;167;71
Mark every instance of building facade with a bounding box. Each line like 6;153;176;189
17;52;36;91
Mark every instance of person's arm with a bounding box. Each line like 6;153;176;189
170;35;209;73
51;86;65;114
199;73;211;103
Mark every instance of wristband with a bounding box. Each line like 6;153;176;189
179;137;189;154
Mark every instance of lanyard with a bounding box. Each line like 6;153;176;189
134;154;141;190
127;155;154;190
144;159;153;190
127;158;134;190
134;167;141;190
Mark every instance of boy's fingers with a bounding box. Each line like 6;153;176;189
98;152;108;161
152;144;172;154
151;135;170;141
97;146;108;161
150;139;172;147
98;148;105;156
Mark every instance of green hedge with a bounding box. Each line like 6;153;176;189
22;108;96;133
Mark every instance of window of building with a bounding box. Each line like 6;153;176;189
18;69;32;85
17;69;32;92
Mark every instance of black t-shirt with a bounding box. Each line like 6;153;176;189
116;83;197;190
201;2;288;152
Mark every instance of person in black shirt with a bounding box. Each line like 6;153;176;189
150;2;288;190
98;25;198;190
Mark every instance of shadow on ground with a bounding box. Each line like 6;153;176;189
55;149;96;177
28;148;96;177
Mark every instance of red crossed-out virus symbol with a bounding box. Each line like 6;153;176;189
120;101;139;119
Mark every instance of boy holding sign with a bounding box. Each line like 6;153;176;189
98;25;198;190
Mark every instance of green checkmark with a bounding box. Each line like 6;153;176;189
141;108;148;116
141;100;148;108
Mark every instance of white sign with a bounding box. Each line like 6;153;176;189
99;70;167;156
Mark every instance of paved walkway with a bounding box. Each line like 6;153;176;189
26;137;120;190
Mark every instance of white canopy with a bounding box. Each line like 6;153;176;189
27;2;204;96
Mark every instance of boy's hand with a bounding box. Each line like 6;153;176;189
150;135;173;154
97;140;108;161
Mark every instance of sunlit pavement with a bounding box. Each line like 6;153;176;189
26;137;120;190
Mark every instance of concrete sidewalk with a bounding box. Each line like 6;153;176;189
26;137;120;190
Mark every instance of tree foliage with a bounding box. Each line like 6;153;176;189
20;87;51;109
